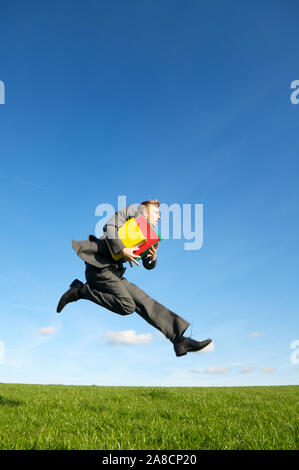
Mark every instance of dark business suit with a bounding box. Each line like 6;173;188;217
72;204;190;342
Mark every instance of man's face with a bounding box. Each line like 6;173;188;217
146;204;160;227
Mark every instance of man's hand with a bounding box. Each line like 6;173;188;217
121;247;141;268
147;241;159;260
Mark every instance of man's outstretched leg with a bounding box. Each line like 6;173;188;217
120;278;212;356
82;264;213;356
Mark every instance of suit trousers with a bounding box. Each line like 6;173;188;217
79;263;190;343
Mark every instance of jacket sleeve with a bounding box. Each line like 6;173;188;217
142;253;157;270
103;204;142;255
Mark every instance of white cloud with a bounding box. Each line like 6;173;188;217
205;365;229;375
105;330;153;345
246;331;262;338
36;327;55;336
240;366;255;374
261;366;277;374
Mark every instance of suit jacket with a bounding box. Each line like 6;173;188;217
72;204;157;270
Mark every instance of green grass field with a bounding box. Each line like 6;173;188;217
0;383;298;450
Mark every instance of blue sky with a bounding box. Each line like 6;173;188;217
0;0;298;387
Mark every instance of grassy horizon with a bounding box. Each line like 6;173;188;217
0;383;298;450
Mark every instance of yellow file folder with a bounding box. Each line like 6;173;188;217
105;218;146;261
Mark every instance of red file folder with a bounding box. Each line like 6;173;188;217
133;216;162;258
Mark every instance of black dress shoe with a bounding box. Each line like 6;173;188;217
56;279;84;313
173;337;212;357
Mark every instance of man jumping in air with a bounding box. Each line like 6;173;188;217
56;199;212;357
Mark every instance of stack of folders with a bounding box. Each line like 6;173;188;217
105;216;162;261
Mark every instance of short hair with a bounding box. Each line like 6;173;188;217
138;199;160;216
139;199;160;208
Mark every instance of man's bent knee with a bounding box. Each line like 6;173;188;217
118;298;136;315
